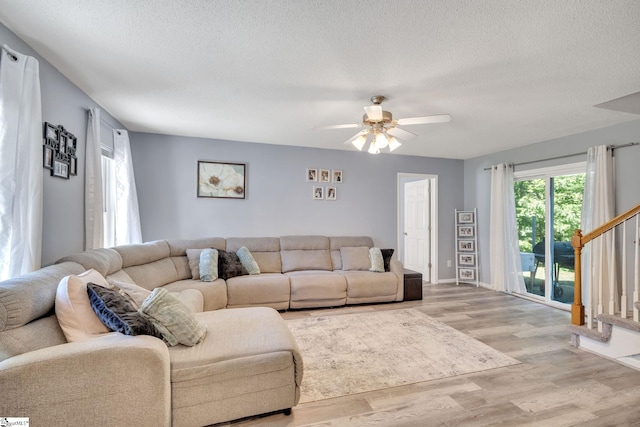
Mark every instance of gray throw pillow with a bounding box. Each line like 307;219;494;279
87;283;162;338
217;249;249;280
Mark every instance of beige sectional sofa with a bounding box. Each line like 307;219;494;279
0;235;402;426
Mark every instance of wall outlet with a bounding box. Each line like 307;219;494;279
447;260;452;267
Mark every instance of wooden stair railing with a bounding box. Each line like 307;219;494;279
571;203;640;325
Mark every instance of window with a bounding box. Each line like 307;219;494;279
100;123;116;247
514;162;585;306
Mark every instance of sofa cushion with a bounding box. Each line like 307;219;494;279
139;288;207;347
200;248;219;282
56;248;123;277
369;247;385;272
226;274;290;309
343;271;399;298
226;237;282;273
340;246;371;271
280;236;333;273
55;269;111;342
163;279;226;311
0;261;84;332
288;271;347;308
217;250;248;280
329;236;374;270
236;246;260;275
87;283;162;338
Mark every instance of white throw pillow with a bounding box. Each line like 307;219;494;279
186;248;204;280
237;246;260;275
369;247;385;273
55;269;111;342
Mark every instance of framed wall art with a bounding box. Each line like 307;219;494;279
306;168;318;182
319;169;330;182
313;186;324;200
326;187;336;200
197;161;246;199
332;169;343;183
455;208;479;286
43;121;77;179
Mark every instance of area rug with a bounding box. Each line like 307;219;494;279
287;309;520;403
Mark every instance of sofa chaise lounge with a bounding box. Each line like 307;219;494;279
0;235;403;426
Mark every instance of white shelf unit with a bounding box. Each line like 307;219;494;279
455;208;479;286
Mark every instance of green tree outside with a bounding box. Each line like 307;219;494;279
514;174;585;252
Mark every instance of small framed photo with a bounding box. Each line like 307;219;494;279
326;187;336;200
457;225;475;238
197;161;246;199
307;168;318;182
52;160;69;179
66;134;77;155
458;240;475;252
457;211;474;224
332;169;343;183
313;186;324;200
44;122;58;141
459;268;475;281
43;145;54;169
319;169;330;182
459;254;476;266
70;156;78;176
58;133;68;155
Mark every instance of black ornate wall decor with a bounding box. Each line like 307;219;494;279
43;122;77;179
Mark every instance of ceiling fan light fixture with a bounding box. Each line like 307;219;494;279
374;131;389;149
351;133;368;151
367;142;380;154
388;136;402;152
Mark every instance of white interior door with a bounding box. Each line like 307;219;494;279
404;179;431;278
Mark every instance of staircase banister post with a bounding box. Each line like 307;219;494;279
571;229;585;325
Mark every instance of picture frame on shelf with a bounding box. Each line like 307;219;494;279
197;161;246;199
306;168;318;182
458;240;475;252
313;186;324;200
326;187;336;200
332;169;343;183
459;268;475;281
457;225;475;238
319;169;330;182
458;254;476;266
457;211;475;224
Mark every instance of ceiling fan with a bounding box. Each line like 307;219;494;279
314;95;451;154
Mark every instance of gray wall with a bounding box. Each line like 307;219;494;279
130;132;464;280
0;22;123;266
464;118;640;285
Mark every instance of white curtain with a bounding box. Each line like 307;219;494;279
113;129;142;245
0;45;43;280
581;145;616;318
490;163;526;293
85;108;104;250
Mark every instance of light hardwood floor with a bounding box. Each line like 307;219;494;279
224;283;640;426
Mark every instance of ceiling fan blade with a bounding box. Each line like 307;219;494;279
396;114;452;125
387;127;417;140
364;105;383;121
313;123;362;130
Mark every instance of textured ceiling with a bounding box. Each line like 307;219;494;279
1;0;639;159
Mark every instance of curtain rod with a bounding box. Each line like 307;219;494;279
482;142;639;171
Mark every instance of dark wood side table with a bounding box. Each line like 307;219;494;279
403;269;423;301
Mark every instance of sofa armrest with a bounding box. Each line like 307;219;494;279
390;258;404;301
0;333;171;427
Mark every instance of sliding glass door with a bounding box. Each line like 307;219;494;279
514;164;585;306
